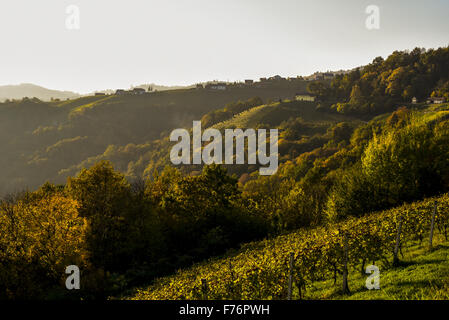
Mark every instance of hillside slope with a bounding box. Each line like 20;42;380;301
0;83;309;195
308;242;449;300
126;193;449;300
212;100;354;130
0;83;80;101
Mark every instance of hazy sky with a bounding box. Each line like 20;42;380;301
0;0;448;93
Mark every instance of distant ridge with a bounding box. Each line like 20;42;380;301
0;83;80;102
92;83;194;95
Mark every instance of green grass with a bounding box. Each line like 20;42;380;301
212;103;276;129
69;95;114;116
126;239;449;300
303;239;449;300
123;195;449;301
53;95;110;109
371;103;449;123
213;100;357;130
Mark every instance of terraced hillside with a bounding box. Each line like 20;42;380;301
0;83;309;195
213;100;352;130
127;194;449;300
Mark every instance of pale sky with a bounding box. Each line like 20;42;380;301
0;0;448;94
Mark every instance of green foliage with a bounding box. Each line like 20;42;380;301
65;161;132;270
0;83;306;196
147;164;268;260
128;194;449;300
324;165;383;221
327;122;355;145
307;81;331;100
201;97;263;127
2;47;449;300
305;241;449;300
0;193;88;299
431;80;449;100
326;112;449;220
311;47;449;116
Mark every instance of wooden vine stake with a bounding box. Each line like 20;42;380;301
342;233;350;295
429;201;437;250
287;252;294;300
201;279;208;300
228;260;235;298
393;216;403;266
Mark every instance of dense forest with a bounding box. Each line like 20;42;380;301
0;83;307;196
308;47;449;115
1;47;449;299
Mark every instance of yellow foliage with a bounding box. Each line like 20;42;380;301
127;194;449;300
0;195;88;298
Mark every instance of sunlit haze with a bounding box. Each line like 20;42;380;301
0;0;448;93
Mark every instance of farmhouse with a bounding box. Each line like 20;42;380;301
426;97;446;104
307;72;334;81
295;95;315;102
268;75;284;81
132;88;146;95
323;72;334;80
311;73;323;80
205;82;227;90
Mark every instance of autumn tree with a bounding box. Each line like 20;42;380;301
65;161;132;270
0;194;88;299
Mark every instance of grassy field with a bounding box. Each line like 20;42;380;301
212;99;356;130
124;194;449;300
125;238;449;301
305;240;449;300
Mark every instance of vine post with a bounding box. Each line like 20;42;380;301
429;201;437;250
201;279;208;300
342;233;350;295
287;252;294;300
228;260;235;298
393;216;403;266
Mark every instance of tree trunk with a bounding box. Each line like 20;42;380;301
342;233;350;294
393;217;403;266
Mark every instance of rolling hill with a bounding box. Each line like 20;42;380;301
0;81;311;196
2;47;449;300
126;193;449;300
0;83;80;102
